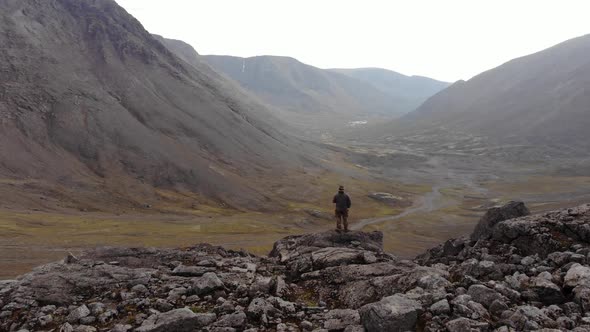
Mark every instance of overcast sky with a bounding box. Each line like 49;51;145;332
115;0;590;82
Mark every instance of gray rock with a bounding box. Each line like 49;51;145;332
88;302;105;316
65;253;79;264
311;247;368;269
531;277;564;304
565;264;590;288
73;326;97;332
430;299;450;315
247;298;275;320
359;294;422;332
521;256;536;266
548;251;575;266
172;265;216;277
193;273;224;295
214;311;247;328
0;310;11;319
38;314;53;326
557;316;575;330
66;304;91;323
136;308;216;332
470;201;530;241
154;299;173;312
108;324;132;332
573;285;590;312
249;276;273;296
467;300;490;320
301;320;314;331
131;284;149;294
270;297;296;314
323;309;360;331
98;309;117;324
506;305;557;330
59;322;74;332
270;231;384;262
505;272;530;290
446;317;489;332
467;284;503;307
272;276;288;297
79;316;96;325
490;299;509;317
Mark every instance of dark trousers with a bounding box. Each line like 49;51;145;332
335;209;349;230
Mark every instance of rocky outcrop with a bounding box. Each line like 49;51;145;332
470;201;530;240
2;203;590;331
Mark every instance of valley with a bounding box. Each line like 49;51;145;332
1;0;589;286
3;136;589;279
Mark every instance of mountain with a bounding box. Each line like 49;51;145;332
0;0;316;211
330;67;450;112
202;55;417;134
381;34;590;152
152;34;200;68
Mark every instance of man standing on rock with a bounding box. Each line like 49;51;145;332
333;185;352;232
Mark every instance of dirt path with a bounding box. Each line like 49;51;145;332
351;185;442;230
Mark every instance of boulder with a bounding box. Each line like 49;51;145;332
505;305;557;330
172;265;216;277
430;299;451;315
270;231;384;261
136;308;216;332
445;317;489;331
467;284;503;308
246;298;275;320
470;201;530;241
108;325;132;332
214;311;247;328
531;277;565;305
323;309;361;331
359;294;422;332
565;264;590;288
311;248;369;269
67;305;91;323
193;273;224;295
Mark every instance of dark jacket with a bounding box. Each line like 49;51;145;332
333;192;351;211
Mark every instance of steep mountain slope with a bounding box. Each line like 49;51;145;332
0;0;316;211
382;34;590;151
202;55;410;133
152;34;200;68
330;67;450;113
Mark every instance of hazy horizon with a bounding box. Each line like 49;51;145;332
115;0;589;82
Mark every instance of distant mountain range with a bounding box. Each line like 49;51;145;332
330;68;450;113
380;34;590;152
0;0;315;211
202;55;449;134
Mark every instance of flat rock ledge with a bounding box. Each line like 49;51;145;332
2;203;590;332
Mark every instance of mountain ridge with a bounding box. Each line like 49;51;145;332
202;54;449;134
379;33;590;151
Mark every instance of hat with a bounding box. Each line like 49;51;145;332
338;185;344;191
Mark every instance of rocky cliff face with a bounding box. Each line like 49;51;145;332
2;203;590;331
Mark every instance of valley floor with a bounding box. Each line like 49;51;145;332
2;142;590;280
